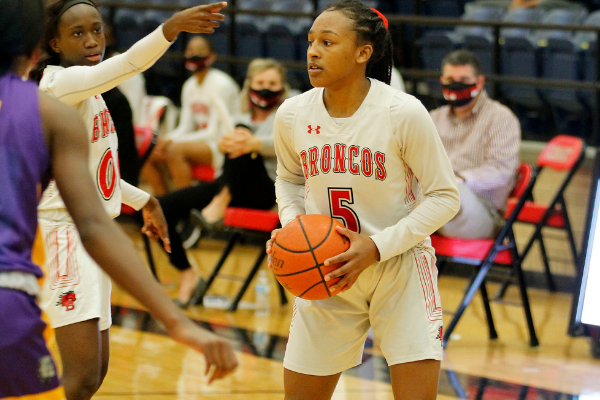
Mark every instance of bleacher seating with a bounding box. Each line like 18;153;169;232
104;0;600;142
113;8;144;49
418;6;505;99
576;11;600;110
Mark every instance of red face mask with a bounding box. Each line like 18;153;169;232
185;56;210;72
441;82;479;107
249;88;283;110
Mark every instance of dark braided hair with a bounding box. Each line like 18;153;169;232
326;0;393;85
29;0;99;82
0;0;45;76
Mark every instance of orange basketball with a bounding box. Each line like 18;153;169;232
271;214;350;300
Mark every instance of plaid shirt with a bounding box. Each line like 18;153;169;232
430;91;521;211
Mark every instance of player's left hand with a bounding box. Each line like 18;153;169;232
323;226;380;292
141;197;171;253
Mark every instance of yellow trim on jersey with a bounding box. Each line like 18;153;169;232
1;386;65;400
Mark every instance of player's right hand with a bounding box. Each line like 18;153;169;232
266;228;280;269
267;214;303;269
163;2;227;42
168;317;238;383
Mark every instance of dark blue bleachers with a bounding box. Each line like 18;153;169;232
113;9;144;49
418;6;505;100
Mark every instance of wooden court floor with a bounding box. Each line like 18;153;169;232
96;152;600;399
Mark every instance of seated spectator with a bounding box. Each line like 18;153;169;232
157;58;289;307
142;35;240;195
430;50;520;239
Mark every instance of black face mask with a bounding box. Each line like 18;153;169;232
185;56;210;72
249;88;283;110
441;82;479;107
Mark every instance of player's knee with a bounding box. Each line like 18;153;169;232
65;367;101;400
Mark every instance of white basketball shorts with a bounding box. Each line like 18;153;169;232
283;244;443;376
38;210;112;331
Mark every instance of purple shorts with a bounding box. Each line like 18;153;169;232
0;288;63;399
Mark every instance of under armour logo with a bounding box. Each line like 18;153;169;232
308;125;321;134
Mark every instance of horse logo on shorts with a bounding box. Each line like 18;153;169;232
436;325;444;347
56;291;77;311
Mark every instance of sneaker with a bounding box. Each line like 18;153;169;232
181;220;202;249
190;208;224;232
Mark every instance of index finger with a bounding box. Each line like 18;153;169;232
157;219;171;253
201;1;227;11
324;249;352;266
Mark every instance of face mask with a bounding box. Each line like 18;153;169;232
249;88;283;110
441;82;480;107
185;56;210;72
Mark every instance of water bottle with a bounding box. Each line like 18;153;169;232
255;269;271;317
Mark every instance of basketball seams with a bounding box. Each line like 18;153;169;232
272;218;335;253
273;263;324;277
297;218;332;298
297;280;326;298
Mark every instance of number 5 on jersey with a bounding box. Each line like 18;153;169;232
328;188;360;233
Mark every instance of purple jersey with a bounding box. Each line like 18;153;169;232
0;74;51;277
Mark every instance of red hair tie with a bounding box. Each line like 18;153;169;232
371;8;388;29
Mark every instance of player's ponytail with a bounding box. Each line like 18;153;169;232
0;0;44;77
326;0;393;85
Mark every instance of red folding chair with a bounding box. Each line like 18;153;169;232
119;126;159;280
501;135;585;294
188;207;288;311
432;162;539;347
191;164;215;182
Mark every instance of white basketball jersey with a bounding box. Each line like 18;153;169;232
39;66;123;218
274;79;460;262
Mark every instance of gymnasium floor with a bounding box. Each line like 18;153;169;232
97;151;600;399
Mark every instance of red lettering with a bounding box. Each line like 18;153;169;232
101;110;109;138
321;145;331;173
362;148;373;177
108;112;115;134
97;149;117;200
92;114;100;142
375;152;386;180
349;145;359;175
300;151;309;179
333;144;346;173
309;147;319;176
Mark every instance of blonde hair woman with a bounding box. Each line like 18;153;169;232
157;58;289;307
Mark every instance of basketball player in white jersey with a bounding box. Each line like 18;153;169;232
267;1;460;399
30;1;228;399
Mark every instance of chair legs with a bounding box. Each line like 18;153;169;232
444;241;538;347
189;230;289;312
479;282;498;340
142;232;159;282
512;257;539;347
443;260;495;348
189;231;241;306
537;233;557;292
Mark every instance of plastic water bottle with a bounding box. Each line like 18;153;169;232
255;270;271;317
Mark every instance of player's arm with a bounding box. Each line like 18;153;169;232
267;103;305;266
46;3;227;106
273;103;306;226
370;98;460;261
39;91;237;382
120;181;171;252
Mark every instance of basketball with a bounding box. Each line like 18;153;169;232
270;214;350;300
